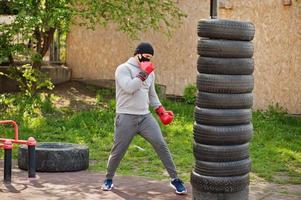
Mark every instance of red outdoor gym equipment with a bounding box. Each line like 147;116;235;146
0;120;36;183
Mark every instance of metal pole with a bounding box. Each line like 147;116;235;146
4;140;12;183
210;0;218;19
0;120;19;141
27;137;37;178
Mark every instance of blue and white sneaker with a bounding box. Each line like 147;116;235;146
170;178;187;194
101;179;114;191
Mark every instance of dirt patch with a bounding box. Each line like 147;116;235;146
48;81;100;111
272;172;291;184
250;173;301;199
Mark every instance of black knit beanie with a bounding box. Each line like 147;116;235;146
134;42;154;56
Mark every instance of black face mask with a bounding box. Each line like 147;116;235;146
138;54;150;62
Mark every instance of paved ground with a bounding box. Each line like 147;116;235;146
0;161;301;200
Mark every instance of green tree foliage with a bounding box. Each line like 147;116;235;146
0;64;54;96
0;0;186;68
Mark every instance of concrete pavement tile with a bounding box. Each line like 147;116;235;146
262;193;301;200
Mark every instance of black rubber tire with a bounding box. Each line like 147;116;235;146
196;92;253;109
192;187;249;200
197;73;254;94
193;143;249;162
194;159;251;177
197;19;255;41
197;57;254;75
193;123;253;145
18;142;89;172
190;171;249;193
194;107;252;126
197;39;254;58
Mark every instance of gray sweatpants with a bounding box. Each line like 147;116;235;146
105;113;178;179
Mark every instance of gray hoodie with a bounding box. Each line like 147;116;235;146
115;57;161;115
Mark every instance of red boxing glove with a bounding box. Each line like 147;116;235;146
136;62;154;81
140;61;154;74
155;106;174;125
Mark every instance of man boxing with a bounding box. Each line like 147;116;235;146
102;42;187;195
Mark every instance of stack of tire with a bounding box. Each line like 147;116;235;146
190;19;255;200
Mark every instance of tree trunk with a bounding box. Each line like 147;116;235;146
33;28;56;70
8;54;14;66
32;60;41;69
41;28;55;57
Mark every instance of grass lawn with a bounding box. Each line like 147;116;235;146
0;83;300;184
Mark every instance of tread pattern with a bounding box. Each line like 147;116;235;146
197;57;254;75
193;123;253;145
195;159;251;177
197;19;255;41
197;73;254;94
197;39;254;58
191;171;250;193
196;92;253;109
193;143;249;162
194;107;252;126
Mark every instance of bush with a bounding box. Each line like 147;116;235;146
183;84;197;104
155;84;166;99
0;64;54;97
96;88;115;104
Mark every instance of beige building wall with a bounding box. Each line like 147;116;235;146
219;0;301;114
66;0;301;114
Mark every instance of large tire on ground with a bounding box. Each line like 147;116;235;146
190;171;249;193
197;57;254;75
193;143;249;162
197;19;255;41
197;39;254;58
18;142;89;172
193;123;253;145
196;92;253;109
194;107;252;126
194;159;251;177
197;74;254;94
